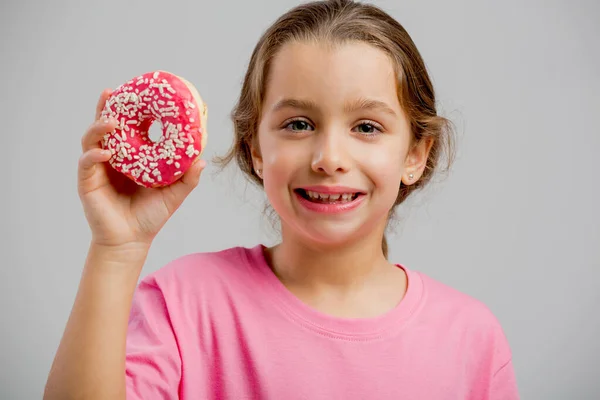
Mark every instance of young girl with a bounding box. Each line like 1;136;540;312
45;0;518;399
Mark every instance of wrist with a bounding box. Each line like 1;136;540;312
86;241;150;271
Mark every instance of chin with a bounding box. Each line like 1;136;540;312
295;218;376;249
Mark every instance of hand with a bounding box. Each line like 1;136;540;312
77;89;206;249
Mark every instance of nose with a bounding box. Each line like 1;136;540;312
311;128;350;175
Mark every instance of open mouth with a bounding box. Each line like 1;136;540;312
294;189;363;204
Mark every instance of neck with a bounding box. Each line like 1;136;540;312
267;224;390;291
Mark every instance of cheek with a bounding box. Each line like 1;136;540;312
363;142;405;189
259;135;306;200
260;137;301;176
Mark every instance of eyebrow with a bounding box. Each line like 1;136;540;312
271;97;398;117
272;98;318;112
344;97;398;117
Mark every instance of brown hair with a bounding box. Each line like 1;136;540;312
215;0;455;258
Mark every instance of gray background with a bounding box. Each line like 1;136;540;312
1;0;599;398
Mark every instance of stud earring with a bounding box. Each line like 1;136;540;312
256;168;262;179
408;173;414;180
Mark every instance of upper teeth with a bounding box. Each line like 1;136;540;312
305;191;355;200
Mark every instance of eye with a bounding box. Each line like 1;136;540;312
357;123;376;133
353;121;383;136
285;119;314;131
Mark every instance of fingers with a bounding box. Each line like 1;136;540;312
95;89;113;121
160;158;207;213
78;148;112;184
82;117;118;152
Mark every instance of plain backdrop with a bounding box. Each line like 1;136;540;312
1;0;599;398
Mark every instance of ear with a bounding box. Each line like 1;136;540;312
250;139;263;176
402;137;434;185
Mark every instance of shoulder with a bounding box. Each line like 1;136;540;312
411;269;513;362
416;270;502;327
138;245;262;295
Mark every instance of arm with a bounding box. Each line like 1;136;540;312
44;244;147;400
44;89;204;399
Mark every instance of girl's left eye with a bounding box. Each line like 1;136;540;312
353;121;383;136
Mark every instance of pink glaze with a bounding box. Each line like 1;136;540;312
101;71;204;187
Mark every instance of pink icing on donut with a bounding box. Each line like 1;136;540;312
100;71;205;188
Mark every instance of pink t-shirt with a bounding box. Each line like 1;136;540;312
125;245;518;399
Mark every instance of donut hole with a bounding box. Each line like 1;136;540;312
148;120;163;143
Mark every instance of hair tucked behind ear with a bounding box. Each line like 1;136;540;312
214;0;456;259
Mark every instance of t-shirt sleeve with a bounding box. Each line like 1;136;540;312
490;358;519;399
486;316;520;400
125;276;181;399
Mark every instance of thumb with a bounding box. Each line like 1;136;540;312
180;157;206;190
161;158;206;210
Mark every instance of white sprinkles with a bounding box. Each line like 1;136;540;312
100;71;201;186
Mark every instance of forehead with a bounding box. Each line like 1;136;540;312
263;40;401;112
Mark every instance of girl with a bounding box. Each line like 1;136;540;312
45;0;518;399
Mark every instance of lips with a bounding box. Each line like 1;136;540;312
293;186;366;214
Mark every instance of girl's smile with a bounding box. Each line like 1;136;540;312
293;185;367;214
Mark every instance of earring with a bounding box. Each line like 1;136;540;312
256;168;263;179
408;173;414;180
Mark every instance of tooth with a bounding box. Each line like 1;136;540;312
329;194;340;200
342;194;350;200
319;194;329;200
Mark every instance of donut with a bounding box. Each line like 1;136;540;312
100;70;207;187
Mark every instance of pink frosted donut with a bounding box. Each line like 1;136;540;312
100;70;208;187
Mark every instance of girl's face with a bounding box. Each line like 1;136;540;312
254;40;430;248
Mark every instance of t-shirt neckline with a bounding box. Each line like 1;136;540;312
244;244;425;341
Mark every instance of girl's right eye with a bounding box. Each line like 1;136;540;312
285;119;314;131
